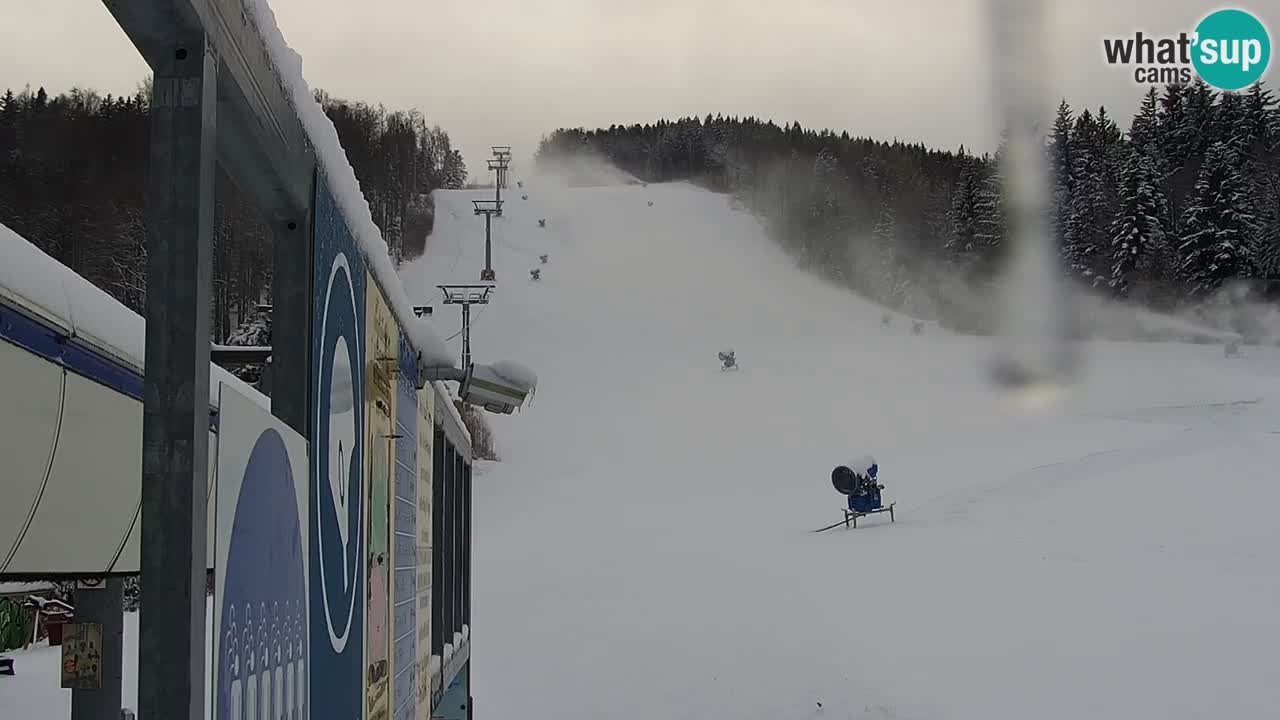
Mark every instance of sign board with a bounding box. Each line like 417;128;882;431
212;384;310;720
310;171;367;720
365;278;395;720
60;622;103;689
391;330;420;720
414;380;434;720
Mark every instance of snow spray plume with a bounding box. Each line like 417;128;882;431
531;144;642;188
985;0;1078;394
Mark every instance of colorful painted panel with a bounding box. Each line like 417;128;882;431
414;385;434;720
364;278;396;720
213;384;309;720
392;331;419;720
310;171;366;720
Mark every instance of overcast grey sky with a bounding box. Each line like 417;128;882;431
0;1;1271;179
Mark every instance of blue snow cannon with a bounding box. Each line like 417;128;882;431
829;455;895;527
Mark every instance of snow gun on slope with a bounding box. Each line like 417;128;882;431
814;454;896;531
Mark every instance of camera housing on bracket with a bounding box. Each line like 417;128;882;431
416;361;537;415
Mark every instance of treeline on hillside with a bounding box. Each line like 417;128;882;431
0;84;466;340
535;79;1280;333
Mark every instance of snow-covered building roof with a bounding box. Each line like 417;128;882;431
0;224;252;576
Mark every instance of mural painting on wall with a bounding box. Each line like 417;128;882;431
310;171;366;720
414;382;434;720
365;277;396;720
392;330;420;720
212;384;310;720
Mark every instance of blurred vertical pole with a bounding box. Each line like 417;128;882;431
985;0;1078;390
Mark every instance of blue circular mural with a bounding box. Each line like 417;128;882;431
314;252;364;655
216;429;307;720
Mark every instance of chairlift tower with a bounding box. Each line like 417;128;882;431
437;284;494;370
491;145;511;187
472;199;503;281
487;155;510;206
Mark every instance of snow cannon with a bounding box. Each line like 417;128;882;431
539;254;549;264
522;194;529;200
718;350;737;370
538;219;547;228
647;201;654;207
530;269;541;281
819;454;896;531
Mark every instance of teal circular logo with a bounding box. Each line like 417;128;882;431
1192;9;1271;90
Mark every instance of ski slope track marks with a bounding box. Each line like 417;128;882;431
397;180;1280;720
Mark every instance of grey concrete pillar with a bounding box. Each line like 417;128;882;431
138;32;217;720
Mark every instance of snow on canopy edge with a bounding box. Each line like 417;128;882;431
1;223;267;411
490;360;538;392
241;0;453;369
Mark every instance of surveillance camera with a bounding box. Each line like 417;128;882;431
458;361;538;415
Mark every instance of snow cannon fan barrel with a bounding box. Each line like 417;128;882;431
832;455;877;494
831;466;858;495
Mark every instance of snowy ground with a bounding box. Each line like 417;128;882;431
0;606;213;717
5;180;1277;719
402;180;1280;720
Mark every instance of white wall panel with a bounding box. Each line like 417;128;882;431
6;373;142;574
0;343;65;571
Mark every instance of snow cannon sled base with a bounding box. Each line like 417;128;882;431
841;503;896;528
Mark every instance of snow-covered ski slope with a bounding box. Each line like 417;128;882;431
401;179;1280;720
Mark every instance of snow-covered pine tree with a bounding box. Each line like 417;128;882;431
223;306;273;387
1256;179;1280;280
1128;87;1162;155
1215;90;1249;155
806;147;850;275
1109;151;1170;298
872;194;906;307
1049;100;1075;248
1178;142;1261;295
1063;148;1106;284
946;159;980;265
924;177;955;255
1241;83;1280;281
972;162;1005;281
1156;83;1193;234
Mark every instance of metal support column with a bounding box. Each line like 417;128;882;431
138;34;217;720
461;304;472;370
432;427;446;657
270;169;315;432
70;580;125;720
483;213;493;281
